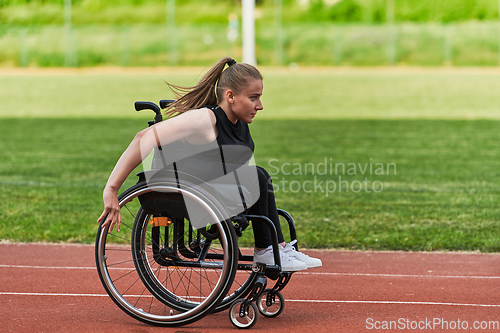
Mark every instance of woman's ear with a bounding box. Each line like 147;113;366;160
225;89;235;104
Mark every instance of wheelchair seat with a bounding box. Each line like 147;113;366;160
136;168;254;224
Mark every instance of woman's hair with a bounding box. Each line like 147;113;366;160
164;57;262;118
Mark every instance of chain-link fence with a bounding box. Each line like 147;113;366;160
1;21;499;67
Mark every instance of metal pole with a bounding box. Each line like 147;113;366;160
64;0;72;30
274;0;283;66
121;27;130;66
72;28;78;67
333;26;343;66
386;0;396;65
242;0;256;65
64;0;72;67
20;29;28;67
444;25;452;66
166;0;176;66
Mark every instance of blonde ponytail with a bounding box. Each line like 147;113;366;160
164;57;262;118
164;57;232;118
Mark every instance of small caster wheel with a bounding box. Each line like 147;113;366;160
229;299;258;329
256;289;285;318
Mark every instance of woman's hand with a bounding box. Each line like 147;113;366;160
97;187;121;233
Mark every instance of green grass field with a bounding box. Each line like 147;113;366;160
1;68;499;250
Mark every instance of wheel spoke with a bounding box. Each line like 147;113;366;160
96;183;238;326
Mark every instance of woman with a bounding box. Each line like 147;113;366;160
97;57;321;271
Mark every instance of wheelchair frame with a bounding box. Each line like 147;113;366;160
95;100;299;329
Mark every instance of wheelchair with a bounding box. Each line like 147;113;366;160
95;100;299;329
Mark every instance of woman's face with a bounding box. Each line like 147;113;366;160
232;79;263;124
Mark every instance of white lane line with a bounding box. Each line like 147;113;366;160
1;292;499;308
0;292;108;297
0;264;140;271
0;264;96;270
295;272;500;279
2;265;499;280
286;300;500;308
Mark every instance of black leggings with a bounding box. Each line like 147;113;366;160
249;166;285;248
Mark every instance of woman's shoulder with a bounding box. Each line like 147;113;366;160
200;105;225;122
167;107;216;130
203;105;223;117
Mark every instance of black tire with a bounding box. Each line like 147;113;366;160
95;179;238;327
229;299;258;329
256;289;285;318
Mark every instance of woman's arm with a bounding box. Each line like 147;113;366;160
97;108;216;232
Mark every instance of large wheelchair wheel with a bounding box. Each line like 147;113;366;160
130;205;255;314
95;180;238;327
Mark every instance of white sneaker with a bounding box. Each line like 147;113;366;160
254;246;307;272
283;240;322;268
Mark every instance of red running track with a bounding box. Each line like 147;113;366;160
1;242;500;332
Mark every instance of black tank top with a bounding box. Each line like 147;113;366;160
150;105;254;180
208;105;254;154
